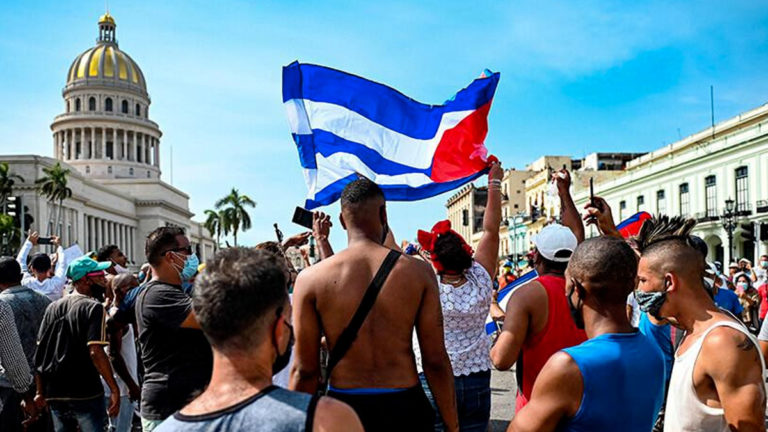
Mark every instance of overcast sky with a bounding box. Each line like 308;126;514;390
1;0;767;249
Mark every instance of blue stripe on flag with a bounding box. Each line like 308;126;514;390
283;61;499;139
304;169;489;210
485;270;539;335
312;130;430;176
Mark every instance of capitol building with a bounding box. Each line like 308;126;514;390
4;13;215;263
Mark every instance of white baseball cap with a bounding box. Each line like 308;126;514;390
532;224;577;263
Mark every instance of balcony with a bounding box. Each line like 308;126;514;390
735;203;752;217
695;212;719;223
757;200;768;214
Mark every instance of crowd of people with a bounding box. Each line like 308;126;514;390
1;159;768;431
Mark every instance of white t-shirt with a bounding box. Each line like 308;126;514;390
627;293;641;327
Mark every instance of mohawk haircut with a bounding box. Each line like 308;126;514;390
635;215;698;254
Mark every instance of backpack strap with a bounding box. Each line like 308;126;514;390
320;249;401;392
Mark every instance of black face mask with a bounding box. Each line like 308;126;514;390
567;279;585;330
273;320;294;375
380;222;390;245
91;281;107;301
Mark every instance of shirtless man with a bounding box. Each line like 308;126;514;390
290;178;459;432
635;216;766;432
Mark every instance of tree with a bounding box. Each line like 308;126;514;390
214;188;256;247
204;209;232;249
35;162;72;236
0;162;24;207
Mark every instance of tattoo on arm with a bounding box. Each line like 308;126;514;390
737;336;756;352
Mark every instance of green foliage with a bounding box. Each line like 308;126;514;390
214;188;256;247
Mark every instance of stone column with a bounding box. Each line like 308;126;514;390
154;139;160;166
66;129;72;160
135;133;140;162
122;133;127;161
146;138;152;165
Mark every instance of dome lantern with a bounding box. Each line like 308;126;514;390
98;12;117;45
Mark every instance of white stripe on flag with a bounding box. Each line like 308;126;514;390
286;99;475;169
314;152;435;192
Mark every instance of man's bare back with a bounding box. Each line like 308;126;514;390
292;240;437;388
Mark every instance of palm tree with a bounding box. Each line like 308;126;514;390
0;162;24;207
214;188;256;247
204;209;233;249
35;162;72;236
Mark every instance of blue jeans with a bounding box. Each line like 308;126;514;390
49;397;107;432
419;370;491;432
105;395;135;432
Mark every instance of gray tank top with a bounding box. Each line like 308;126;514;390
155;386;319;432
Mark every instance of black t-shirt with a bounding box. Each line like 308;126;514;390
34;294;108;401
136;280;212;420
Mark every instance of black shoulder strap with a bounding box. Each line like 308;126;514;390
324;249;401;383
304;394;321;432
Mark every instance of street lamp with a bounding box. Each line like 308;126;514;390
722;198;736;263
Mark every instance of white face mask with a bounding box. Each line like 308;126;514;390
113;264;129;274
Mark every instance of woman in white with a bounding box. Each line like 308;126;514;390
414;160;503;432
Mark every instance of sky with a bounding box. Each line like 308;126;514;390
1;0;767;250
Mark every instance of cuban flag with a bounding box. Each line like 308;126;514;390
616;211;652;238
282;62;500;209
485;270;539;335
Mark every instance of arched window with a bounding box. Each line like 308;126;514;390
135;104;141;116
146;170;150;178
75;98;81;111
88;97;96;111
85;166;90;174
105;97;113;112
121;100;129;114
129;167;134;176
66;100;70;112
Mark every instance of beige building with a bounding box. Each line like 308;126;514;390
3;13;214;264
445;184;487;250
573;103;768;264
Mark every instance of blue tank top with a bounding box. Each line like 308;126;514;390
560;332;665;432
155;386;318;432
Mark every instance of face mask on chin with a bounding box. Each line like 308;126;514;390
272;320;294;375
113;263;129;274
567;280;585;330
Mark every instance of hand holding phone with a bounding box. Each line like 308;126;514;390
292;207;314;230
37;237;53;245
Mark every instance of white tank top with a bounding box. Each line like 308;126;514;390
664;320;765;432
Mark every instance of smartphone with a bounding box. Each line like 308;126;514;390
37;237;53;245
589;177;595;207
292;206;314;229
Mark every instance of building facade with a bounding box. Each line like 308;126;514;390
573;103;768;265
3;14;215;264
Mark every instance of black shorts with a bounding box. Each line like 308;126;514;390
327;385;435;432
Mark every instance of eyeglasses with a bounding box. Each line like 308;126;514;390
163;245;193;256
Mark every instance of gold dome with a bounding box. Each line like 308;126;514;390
66;14;146;92
98;12;115;25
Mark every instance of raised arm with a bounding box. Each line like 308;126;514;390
507;352;582;432
49;236;67;289
16;232;35;277
490;282;545;370
312;211;335;260
415;263;459;432
554;169;584;243
583;196;622;239
289;270;323;394
475;161;503;277
701;327;766;431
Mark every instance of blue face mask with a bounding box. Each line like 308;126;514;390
174;252;199;282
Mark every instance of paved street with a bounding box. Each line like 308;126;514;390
490;368;517;431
